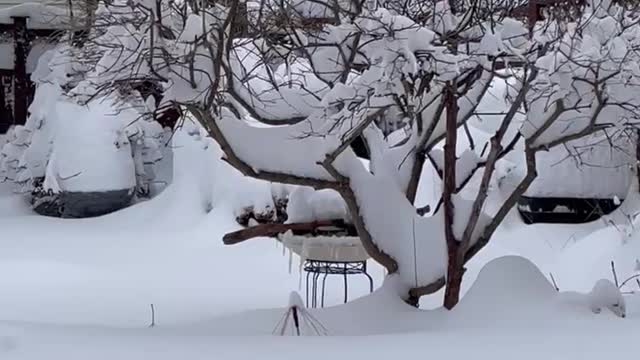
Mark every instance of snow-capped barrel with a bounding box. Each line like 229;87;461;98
518;132;634;223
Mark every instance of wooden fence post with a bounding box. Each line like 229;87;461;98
12;16;30;127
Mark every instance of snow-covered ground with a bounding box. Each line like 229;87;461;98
1;127;639;360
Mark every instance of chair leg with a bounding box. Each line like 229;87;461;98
365;272;374;293
306;271;311;308
321;272;329;308
312;272;321;308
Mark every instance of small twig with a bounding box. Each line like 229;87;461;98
611;261;619;288
618;274;640;290
549;273;559;291
463;122;475;150
149;304;156;328
292;306;301;336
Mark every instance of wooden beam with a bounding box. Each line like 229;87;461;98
0;24;62;38
223;220;354;245
30;28;60;38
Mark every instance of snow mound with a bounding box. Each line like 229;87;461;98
288;291;305;309
462;256;557;308
555;275;625;314
588;279;626;318
551;191;640;293
286;187;347;223
45;100;137;193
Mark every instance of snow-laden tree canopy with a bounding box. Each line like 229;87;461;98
0;0;175;199
33;0;640;306
156;0;530;305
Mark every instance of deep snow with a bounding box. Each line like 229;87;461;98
1;125;640;359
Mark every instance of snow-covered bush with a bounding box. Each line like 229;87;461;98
588;279;626;318
0;0;178;216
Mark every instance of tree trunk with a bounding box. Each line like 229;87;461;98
443;248;465;310
442;81;462;310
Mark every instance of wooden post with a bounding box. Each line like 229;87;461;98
12;16;30;127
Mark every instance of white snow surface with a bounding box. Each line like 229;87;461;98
2;2;640;357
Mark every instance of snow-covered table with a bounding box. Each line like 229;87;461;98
303;259;373;308
278;231;373;307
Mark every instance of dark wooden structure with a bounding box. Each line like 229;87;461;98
0;17;58;134
518;196;620;224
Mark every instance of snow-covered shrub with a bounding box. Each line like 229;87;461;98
0;3;174;216
0;126;23;183
588;279;626;318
